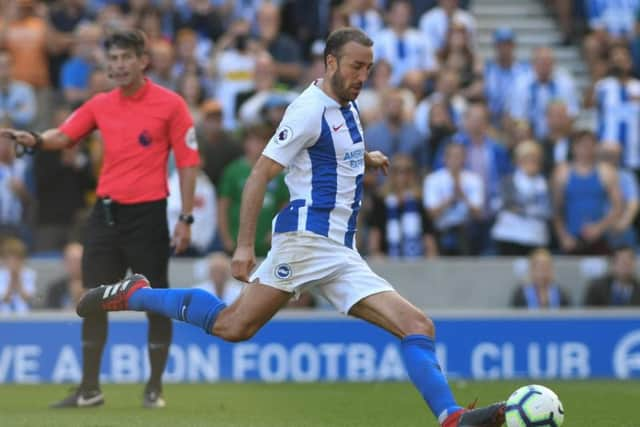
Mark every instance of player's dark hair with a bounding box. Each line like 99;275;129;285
104;29;147;57
323;27;373;67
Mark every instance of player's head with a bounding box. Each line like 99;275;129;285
104;29;149;88
324;27;374;104
529;248;554;288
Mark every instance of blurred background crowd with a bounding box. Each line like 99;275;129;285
1;0;640;312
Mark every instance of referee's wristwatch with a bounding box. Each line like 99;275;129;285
178;213;194;225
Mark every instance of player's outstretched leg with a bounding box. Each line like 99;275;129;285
349;291;505;427
76;274;227;335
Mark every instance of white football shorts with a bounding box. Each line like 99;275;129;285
250;231;394;313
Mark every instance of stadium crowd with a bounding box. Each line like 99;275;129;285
1;0;640;311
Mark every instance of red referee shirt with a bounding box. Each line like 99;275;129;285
59;78;200;204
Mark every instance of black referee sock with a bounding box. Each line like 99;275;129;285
147;343;170;391
80;314;107;391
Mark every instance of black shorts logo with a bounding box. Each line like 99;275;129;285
138;130;153;147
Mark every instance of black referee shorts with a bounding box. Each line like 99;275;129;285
82;198;170;290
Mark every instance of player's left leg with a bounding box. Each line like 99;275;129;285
348;291;505;427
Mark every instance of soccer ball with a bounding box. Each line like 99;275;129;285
505;384;565;427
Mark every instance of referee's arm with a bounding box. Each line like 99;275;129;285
0;128;72;151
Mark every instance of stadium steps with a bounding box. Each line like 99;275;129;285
471;0;590;96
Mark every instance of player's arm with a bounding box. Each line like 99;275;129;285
232;156;284;281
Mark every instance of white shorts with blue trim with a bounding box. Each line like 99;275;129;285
250;231;394;313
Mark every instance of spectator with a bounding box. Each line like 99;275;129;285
194;252;243;306
510;47;579;140
255;2;302;86
364;89;423;168
424;143;484;255
599;142;639;248
356;59;393;124
374;0;437;86
33;105;96;253
211;20;257;130
44;242;84;310
197;100;242;187
238;52;298;127
584;245;640;306
419;0;476;50
437;103;513;214
0;49;37;128
511;248;571;309
0;238;35;314
0;0;50;89
47;0;88;91
422;101;457;172
0;127;32;242
346;0;384;38
217;125;289;257
552;130;622;255
176;72;205;123
491;141;552;255
60;23;102;107
147;40;177;90
594;46;640;174
540;101;573;178
585;0;639;42
173;0;224;44
367;154;437;259
167;168;217;256
438;23;481;99
484;27;531;128
414;68;467;139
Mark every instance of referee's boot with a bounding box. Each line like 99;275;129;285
442;401;506;427
50;387;104;408
143;383;166;409
77;274;150;317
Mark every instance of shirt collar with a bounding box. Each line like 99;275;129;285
118;78;151;102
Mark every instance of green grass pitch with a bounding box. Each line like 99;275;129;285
0;381;636;427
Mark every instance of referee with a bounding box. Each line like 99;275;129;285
1;30;200;408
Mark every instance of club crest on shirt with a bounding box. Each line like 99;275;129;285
274;126;293;145
138;129;152;147
274;263;292;280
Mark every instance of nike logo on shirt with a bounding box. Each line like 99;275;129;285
332;123;344;132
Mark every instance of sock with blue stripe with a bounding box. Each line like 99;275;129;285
128;288;226;334
401;334;462;424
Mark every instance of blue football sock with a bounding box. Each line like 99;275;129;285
128;288;226;334
401;334;462;424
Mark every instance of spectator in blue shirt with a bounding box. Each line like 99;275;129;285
60;23;102;107
484;27;531;128
0;50;36;129
364;89;423;169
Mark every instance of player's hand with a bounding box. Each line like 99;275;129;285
231;245;256;283
365;151;389;175
171;221;191;254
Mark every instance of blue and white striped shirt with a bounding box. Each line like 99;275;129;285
595;77;640;168
263;81;365;249
373;28;437;86
510;70;579;139
586;0;640;38
484;59;531;125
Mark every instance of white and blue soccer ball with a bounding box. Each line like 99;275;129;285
505;384;565;427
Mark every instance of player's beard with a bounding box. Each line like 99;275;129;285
330;66;354;103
